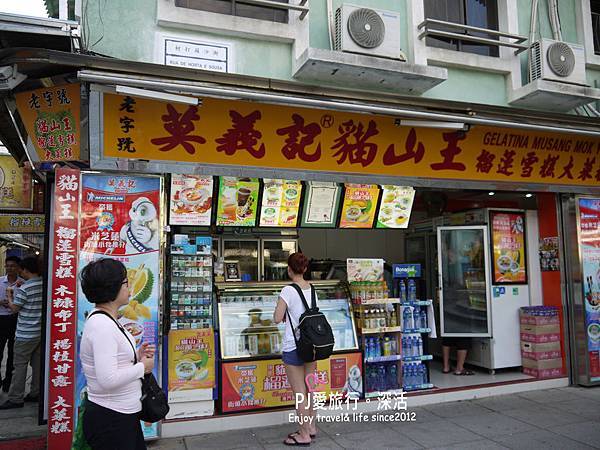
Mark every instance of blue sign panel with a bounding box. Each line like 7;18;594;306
393;263;422;278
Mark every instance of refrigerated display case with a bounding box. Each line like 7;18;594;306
437;222;532;372
216;280;361;412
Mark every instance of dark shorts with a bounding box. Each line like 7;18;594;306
442;337;471;350
83;399;146;450
282;349;304;366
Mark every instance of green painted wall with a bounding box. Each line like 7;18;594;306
422;68;507;106
83;0;595;111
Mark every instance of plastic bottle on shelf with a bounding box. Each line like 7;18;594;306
399;280;407;302
382;281;389;299
408;279;417;302
379;309;387;328
421;363;429;385
403;306;414;331
365;337;372;359
417;336;423;356
378;365;387;392
389;305;398;328
367;366;377;392
383;337;391;356
388;363;399;390
390;336;397;355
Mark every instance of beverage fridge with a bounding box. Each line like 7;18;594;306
437;220;531;372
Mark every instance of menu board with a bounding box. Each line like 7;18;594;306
300;182;342;228
216;177;259;226
376;186;415;229
259;179;302;227
490;211;527;284
578;197;600;382
339;184;380;229
170;175;213;226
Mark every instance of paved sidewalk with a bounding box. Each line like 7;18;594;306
148;386;600;450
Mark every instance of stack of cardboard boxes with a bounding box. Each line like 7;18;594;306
520;306;563;378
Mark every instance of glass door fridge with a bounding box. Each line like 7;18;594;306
437;226;492;337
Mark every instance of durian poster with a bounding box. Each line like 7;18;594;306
74;174;162;440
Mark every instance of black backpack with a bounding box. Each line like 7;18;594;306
286;283;335;362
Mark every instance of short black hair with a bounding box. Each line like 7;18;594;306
80;258;127;304
5;256;21;265
19;256;40;275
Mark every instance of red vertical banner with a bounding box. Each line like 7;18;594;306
47;168;80;449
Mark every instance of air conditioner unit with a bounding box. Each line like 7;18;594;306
529;39;587;86
334;4;402;60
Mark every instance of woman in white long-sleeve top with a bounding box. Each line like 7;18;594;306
79;258;155;450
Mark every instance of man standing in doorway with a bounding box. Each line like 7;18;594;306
0;257;43;409
0;256;23;393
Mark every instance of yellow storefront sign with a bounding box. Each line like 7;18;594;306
0;214;45;233
103;93;600;187
0;156;32;210
15;84;81;161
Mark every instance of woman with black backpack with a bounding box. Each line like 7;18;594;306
273;252;318;446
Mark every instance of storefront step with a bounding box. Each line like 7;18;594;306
160;377;568;439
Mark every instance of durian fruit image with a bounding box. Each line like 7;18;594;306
127;263;154;304
119;264;154;321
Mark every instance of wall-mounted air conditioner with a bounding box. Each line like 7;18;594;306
529;39;587;86
334;4;402;60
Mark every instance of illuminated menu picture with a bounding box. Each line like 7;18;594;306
259;179;302;227
300;182;342;228
376;186;415;229
169;174;213;226
216;177;259;226
339;184;380;229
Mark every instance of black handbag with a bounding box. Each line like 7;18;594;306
88;311;170;423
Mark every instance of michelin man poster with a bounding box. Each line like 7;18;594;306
73;174;161;441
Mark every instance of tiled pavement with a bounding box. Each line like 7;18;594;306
148;387;600;450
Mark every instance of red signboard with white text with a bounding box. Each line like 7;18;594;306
47;168;80;449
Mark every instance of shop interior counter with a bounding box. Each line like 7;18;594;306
216;280;358;360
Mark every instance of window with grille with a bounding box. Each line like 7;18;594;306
175;0;289;23
592;0;600;55
423;0;499;57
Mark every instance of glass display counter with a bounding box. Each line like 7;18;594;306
216;280;358;360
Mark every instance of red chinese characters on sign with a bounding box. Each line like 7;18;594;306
430;132;466;171
216;110;265;158
277;114;322;162
151;104;206;155
47;168;80;450
332;120;379;167
383;128;425;166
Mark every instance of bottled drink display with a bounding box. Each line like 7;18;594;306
402;362;429;388
366;362;401;393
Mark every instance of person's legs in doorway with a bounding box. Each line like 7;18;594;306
455;349;467;373
442;345;451;373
